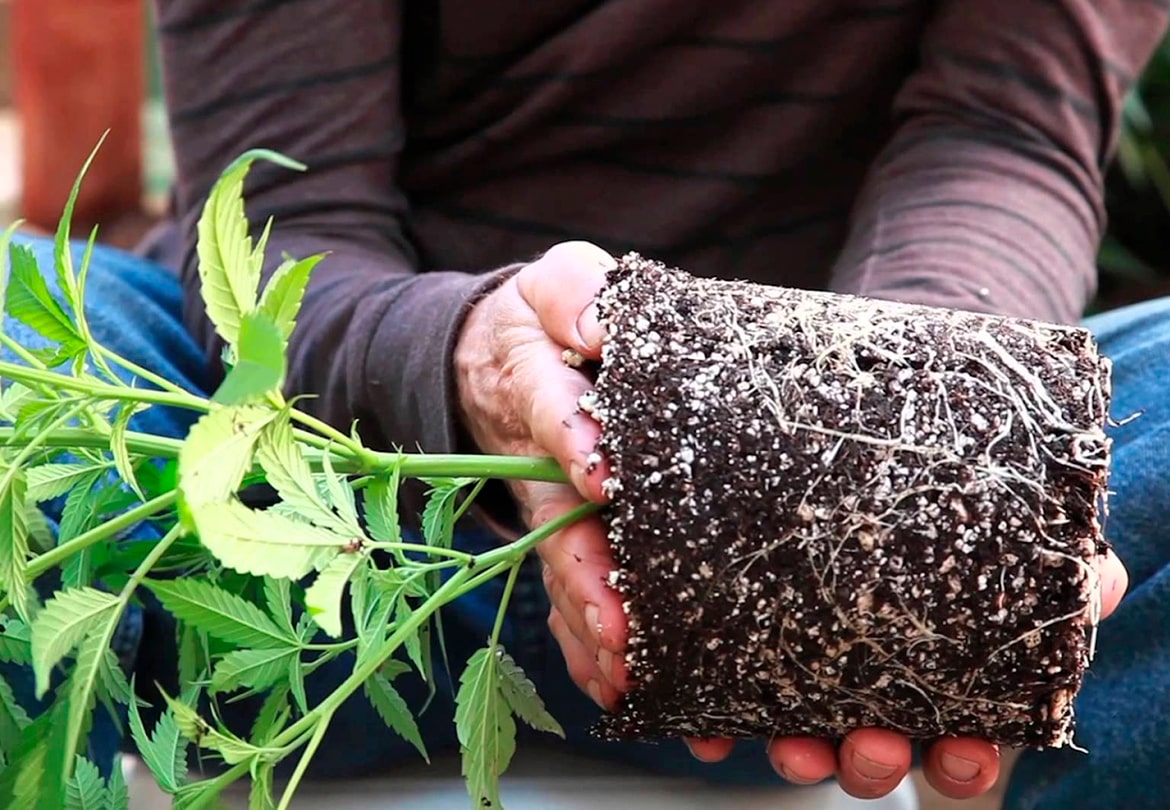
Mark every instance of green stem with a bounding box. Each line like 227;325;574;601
0;401;91;502
0;426;185;458
489;563;522;649
367;453;566;483
0;360;205;411
96;343;203;400
276;713;332;810
0;333;49;372
451;478;488;525
26;491;177;579
366;542;475;562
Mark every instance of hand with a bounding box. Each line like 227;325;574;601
452;241;1131;801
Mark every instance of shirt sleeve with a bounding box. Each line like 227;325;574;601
153;0;512;457
830;0;1170;324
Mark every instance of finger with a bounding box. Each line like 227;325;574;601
684;737;735;763
542;561;630;693
836;728;912;799
1097;549;1128;620
516;241;614;357
767;737;838;785
517;342;612;502
528;483;627;656
922;737;1001;800
548;606;622;710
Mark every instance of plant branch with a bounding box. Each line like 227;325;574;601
26;491;178;579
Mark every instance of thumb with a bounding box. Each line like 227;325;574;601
516;241;614;358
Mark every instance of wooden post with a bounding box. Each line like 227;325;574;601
13;0;144;232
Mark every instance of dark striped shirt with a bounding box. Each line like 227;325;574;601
153;0;1169;460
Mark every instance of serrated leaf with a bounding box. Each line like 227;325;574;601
288;654;309;716
0;382;34;423
396;597;429;683
53;133;107;316
0;616;31;665
190;498;343;580
145;579;295;648
64;756;105;810
30;587;118;697
24;463;110;503
364;672;428;761
196;150;305;348
304;552;367;638
56;470;102;544
248;761;276;810
162;692;262;765
48;631;114;802
22;502;53;554
178;406;276;509
5;243;84;354
319;450;358;526
365;467;402;548
105;756;129;810
250;684;291;745
128;701;186;795
110;404;144;500
422;479;468;550
0;672;32;756
455;647;515;809
0;220;22;332
96;647;135;708
262;577;296;638
259;254;324;341
255;414;356;536
497;649;564;737
210;647;297;694
0;708;51;810
0;463;31;621
211;311;286;405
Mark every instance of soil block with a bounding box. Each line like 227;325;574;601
588;253;1112;748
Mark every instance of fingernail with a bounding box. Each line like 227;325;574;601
586;679;604;708
777;765;822;786
852;751;898;781
585;603;601;637
576;302;604;349
597;647;614;681
940;753;981;783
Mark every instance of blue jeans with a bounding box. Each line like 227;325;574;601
3;235;1168;805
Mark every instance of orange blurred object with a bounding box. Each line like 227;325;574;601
13;0;144;232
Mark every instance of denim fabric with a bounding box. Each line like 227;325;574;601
3;235;1167;803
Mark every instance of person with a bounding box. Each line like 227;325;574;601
4;1;1167;806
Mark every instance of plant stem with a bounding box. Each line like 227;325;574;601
26;491;177;579
276;712;332;810
489;563;522;649
0;426;185;457
452;478;488;525
0;360;206;411
96;343;204;400
0;333;50;372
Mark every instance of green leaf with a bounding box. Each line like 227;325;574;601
0;382;34;423
29;587;118;697
288;654;309;716
365;467;402;548
258;254;324;341
319;450;358;526
64;756;105;810
211;311;287;406
110;404;144;501
162;692;267;766
422;478;469;549
497;649;564;737
56;470;102;544
49;631;113;801
145;579;295;649
455;647;515;810
364;672;428;761
5;244;84;356
128;701;186;795
210;648;298;694
0;616;31;665
178;405;276;509
255;414;357;536
0;672;32;757
190;498;343;580
262;576;296;639
0;463;31;621
23;463;110;503
96;648;135;709
195;150;305;348
104;756;129;810
304;552;367;638
249;684;291;745
0;708;51;810
52;133;107;317
0;220;23;332
248;761;276;810
23;502;54;554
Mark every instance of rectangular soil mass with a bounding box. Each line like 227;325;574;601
589;254;1111;748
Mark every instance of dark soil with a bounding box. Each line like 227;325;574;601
589;254;1112;749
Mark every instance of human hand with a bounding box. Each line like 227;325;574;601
452;240;1131;801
